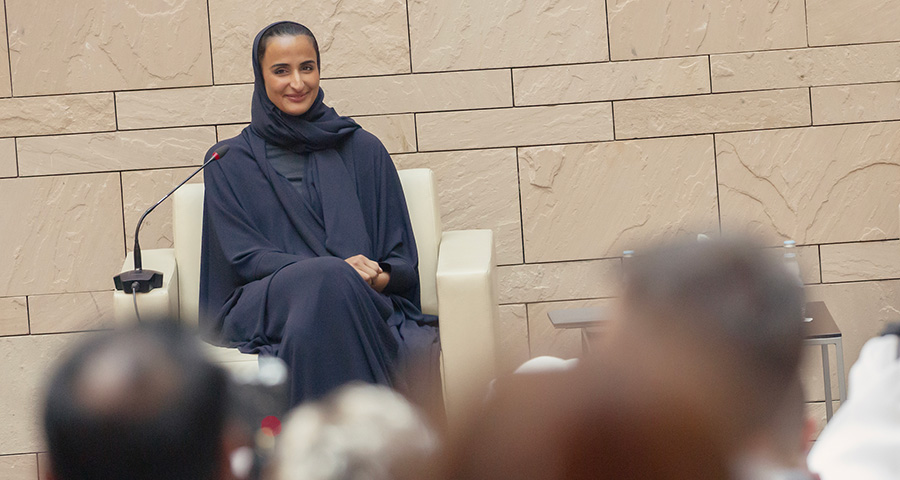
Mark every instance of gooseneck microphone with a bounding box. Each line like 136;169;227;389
114;145;230;295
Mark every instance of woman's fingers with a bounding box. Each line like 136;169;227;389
345;254;382;286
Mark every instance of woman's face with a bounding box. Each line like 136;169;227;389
260;35;320;116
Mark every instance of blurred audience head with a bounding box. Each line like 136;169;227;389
445;366;733;480
603;237;806;451
43;322;234;480
269;383;438;480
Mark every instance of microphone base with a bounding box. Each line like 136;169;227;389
114;269;163;293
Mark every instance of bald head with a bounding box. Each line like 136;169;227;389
43;323;230;480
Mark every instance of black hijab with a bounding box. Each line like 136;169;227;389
249;21;359;153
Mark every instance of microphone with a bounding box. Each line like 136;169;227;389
114;145;230;294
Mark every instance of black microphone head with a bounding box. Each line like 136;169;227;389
212;144;230;160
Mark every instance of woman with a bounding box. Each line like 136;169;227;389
199;21;440;407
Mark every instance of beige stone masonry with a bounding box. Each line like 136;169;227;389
614;89;811;139
513;56;711;106
519;135;718;262
820;241;900;283
216;124;247;142
0;333;88;454
804;280;900;399
497;304;529;373
7;0;212;96
322;70;512;117
527;298;614;359
497;259;621;305
812;82;900;126
0;94;115;138
116;85;253;130
0;173;124;297
717;122;900;245
208;0;411;84
796;245;822;285
0;454;37;480
607;0;806;61
29;291;114;334
355;115;417;154
417;103;613;151
122;167;205;252
711;43;900;93
0;2;10;98
408;0;608;71
0;139;17;178
807;0;900;46
17;127;214;177
393;149;523;265
0;297;28;337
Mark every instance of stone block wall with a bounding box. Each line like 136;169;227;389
3;0;900;469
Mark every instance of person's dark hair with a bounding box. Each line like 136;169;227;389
620;237;806;421
43;322;230;480
257;21;320;68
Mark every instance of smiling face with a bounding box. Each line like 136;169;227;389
260;35;320;116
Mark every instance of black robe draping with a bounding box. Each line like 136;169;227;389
198;22;440;406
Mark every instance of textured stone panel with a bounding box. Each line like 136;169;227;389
122;167;205;252
418;103;613;151
717;122;900;245
821;241;900;283
17;127;215;176
37;453;50;480
0;2;11;98
711;43;900;93
0;332;88;454
29;291;114;335
614;89;811;139
812;82;900;126
216;124;248;142
408;0;608;71
0;139;17;178
0;454;37;480
807;0;900;46
7;0;211;96
498;259;620;305
527;298;614;359
0;173;124;297
116;85;252;130
208;0;410;83
520;136;718;262
802;280;900;401
393;149;523;265
0;94;115;138
355;115;417;154
323;70;512;117
497;304;529;374
514;56;710;106
797;245;822;285
0;297;28;337
607;0;806;61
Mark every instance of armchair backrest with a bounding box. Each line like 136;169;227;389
172;168;441;325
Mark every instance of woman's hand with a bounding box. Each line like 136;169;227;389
344;254;389;292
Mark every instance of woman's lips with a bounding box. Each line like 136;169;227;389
286;92;307;102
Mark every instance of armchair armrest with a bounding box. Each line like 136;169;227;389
436;229;498;422
113;248;179;325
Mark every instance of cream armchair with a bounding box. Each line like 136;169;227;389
114;168;498;420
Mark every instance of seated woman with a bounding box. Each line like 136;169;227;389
199;21;440;407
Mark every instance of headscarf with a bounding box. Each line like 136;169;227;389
249;21;359;153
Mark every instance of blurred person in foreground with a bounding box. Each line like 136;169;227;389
42;322;246;480
807;329;900;479
444;237;806;479
268;383;439;480
735;376;818;479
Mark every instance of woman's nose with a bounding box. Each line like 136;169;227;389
290;71;302;89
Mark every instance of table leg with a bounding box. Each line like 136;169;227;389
821;344;833;421
835;338;846;404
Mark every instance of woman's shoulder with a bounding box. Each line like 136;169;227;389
344;126;388;153
205;128;254;160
